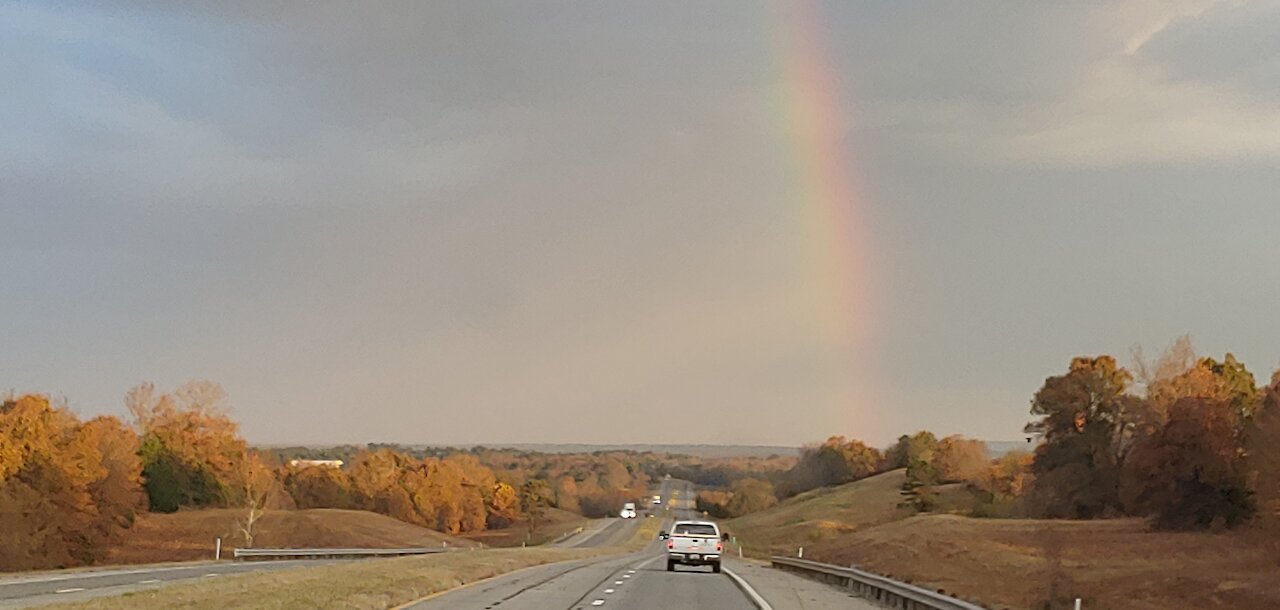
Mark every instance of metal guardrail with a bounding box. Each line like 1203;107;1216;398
233;547;447;560
771;556;988;610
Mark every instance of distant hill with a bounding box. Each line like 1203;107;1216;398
476;443;800;458
984;440;1033;457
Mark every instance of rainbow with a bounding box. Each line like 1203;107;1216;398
772;0;876;348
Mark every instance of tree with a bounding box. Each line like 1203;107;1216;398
780;436;881;496
903;431;940;485
725;478;778;516
900;431;941;511
934;436;989;483
1250;371;1280;521
237;454;277;547
283;464;356;509
882;435;911;470
695;490;732;518
129;381;254;511
972;451;1035;517
1027;356;1142;518
0;394;143;569
1129;397;1255;530
80;416;145;534
487;482;521;529
553;474;581;513
520;479;551;537
1132;334;1197;415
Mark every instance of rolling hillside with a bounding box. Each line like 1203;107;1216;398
726;469;972;556
726;469;1280;610
106;508;480;565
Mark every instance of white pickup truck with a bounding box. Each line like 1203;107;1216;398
664;520;723;573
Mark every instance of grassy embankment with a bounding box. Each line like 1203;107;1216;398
102;508;479;566
43;517;663;610
727;469;1280;610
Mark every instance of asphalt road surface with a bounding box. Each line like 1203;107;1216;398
410;479;877;610
0;559;337;609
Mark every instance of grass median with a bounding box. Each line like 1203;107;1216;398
43;519;664;610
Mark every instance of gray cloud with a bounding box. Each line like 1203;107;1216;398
3;1;1278;446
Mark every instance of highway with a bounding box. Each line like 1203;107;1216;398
0;559;337;609
409;478;876;610
1;479;875;609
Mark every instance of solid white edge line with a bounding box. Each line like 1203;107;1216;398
54;588;85;593
723;568;774;610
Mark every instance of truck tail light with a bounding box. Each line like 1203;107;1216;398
667;540;674;550
716;542;723;552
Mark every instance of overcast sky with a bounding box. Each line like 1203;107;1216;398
4;1;1278;446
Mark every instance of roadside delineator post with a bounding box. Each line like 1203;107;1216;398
1074;599;1082;610
798;547;804;558
215;537;221;561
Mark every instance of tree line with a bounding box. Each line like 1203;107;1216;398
6;379;784;571
0;381;653;570
696;338;1280;532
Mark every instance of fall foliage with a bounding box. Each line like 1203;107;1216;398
0;394;144;570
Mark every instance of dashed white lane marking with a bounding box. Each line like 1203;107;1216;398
622;574;630;578
138;579;161;584
204;574;218;578
614;580;623;585
626;570;636;574
591;600;605;606
605;588;615;594
55;588;85;593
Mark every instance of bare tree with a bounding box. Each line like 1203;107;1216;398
237;457;274;548
175;380;229;416
1131;334;1196;397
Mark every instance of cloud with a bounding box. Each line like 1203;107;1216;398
854;0;1280;167
1117;0;1232;55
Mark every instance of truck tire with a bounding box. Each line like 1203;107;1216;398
711;562;721;574
667;560;676;572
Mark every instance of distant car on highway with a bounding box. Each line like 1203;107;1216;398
619;502;637;519
664;520;724;573
651;495;662;505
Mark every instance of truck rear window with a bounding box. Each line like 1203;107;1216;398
673;523;717;536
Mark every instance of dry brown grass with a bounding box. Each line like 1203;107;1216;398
459;507;588;547
42;513;664;610
811;515;1280;610
40;548;607;610
106;508;479;565
727;470;1280;610
726;469;972;556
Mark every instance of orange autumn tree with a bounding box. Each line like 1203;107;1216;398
128;381;255;512
0;394;143;570
345;449;491;534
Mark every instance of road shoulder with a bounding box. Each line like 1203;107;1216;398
723;558;880;610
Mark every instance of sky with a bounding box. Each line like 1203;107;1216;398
3;1;1279;447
